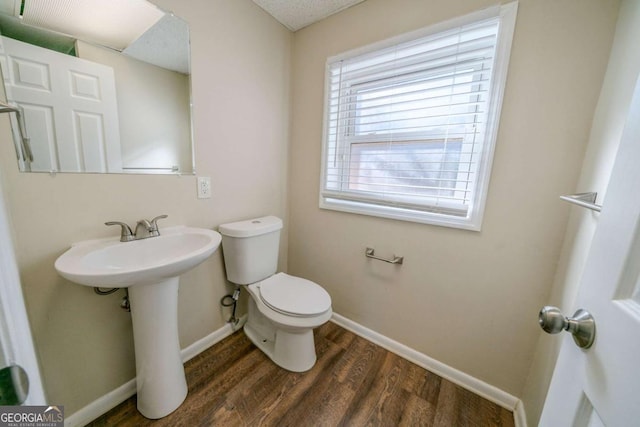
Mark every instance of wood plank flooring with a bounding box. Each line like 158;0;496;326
87;322;514;426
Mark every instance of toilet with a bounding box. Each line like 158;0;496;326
219;216;332;372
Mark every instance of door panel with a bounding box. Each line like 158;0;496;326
0;36;122;172
540;76;640;426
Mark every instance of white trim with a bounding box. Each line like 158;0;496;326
330;312;519;411
326;4;501;64
0;173;47;405
320;197;481;231
471;0;518;232
181;315;246;363
513;399;529;427
64;319;244;427
64;378;137;427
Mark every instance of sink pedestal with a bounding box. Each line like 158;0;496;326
128;277;187;419
54;226;222;419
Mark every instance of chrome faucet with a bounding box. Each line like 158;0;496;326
105;215;168;242
135;219;154;239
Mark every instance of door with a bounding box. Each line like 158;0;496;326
0;36;122;173
0;176;46;405
539;77;640;425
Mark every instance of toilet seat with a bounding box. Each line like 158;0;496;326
259;273;331;317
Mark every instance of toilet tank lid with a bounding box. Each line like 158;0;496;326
218;216;283;238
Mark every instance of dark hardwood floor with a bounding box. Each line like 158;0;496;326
87;322;515;426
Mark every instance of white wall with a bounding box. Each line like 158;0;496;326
521;0;640;424
288;0;618;397
0;0;291;414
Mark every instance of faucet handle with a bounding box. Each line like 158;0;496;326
105;221;134;242
149;215;168;234
150;214;168;228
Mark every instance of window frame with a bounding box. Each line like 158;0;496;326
319;2;518;231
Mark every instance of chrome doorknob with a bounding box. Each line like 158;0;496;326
538;306;596;349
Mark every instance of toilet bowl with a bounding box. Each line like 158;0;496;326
244;273;331;371
219;216;332;372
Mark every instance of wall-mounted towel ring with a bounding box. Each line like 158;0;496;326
365;247;404;265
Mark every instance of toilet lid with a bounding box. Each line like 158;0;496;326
259;273;331;317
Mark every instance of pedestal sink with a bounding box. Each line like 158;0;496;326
54;226;221;419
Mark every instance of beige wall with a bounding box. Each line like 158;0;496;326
288;0;618;397
521;0;640;424
0;0;291;414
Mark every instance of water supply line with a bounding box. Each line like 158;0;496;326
220;287;241;325
120;289;130;312
93;287;130;312
94;287;118;295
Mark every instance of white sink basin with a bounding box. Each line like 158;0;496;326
55;226;221;287
54;225;221;419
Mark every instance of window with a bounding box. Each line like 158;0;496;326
320;3;517;230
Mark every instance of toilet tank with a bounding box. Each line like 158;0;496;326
218;216;283;285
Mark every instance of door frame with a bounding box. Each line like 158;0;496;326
0;174;46;405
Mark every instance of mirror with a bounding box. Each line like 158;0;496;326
0;0;193;175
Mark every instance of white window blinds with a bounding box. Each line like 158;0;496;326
320;3;517;230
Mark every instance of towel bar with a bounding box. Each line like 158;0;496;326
365;247;404;265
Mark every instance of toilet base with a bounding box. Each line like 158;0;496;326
244;323;316;372
244;296;320;372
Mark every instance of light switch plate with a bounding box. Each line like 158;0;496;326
197;177;211;199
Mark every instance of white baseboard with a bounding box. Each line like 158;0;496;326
513;399;528;427
64;319;242;427
330;313;522;412
64;379;137;427
182;315;247;363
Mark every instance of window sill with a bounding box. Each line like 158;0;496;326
319;197;482;231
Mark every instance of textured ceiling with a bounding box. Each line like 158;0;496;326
252;0;365;31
